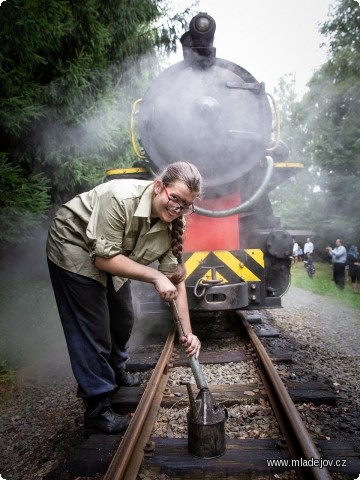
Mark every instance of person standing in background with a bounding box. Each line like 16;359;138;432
304;237;314;256
326;239;347;290
303;252;316;278
347;245;360;293
292;239;299;266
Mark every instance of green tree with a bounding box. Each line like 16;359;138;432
0;0;193;243
0;154;50;244
271;0;360;248
270;74;326;234
302;0;360;245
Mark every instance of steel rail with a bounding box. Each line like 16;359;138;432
237;312;332;480
103;328;176;480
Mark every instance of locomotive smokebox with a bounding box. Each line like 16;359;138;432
186;384;227;458
137;12;273;190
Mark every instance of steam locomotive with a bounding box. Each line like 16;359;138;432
107;13;301;322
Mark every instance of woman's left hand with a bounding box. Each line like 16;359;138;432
180;332;201;359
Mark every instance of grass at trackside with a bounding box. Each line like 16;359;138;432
290;260;360;313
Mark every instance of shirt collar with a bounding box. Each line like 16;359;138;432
134;183;171;231
134;183;154;218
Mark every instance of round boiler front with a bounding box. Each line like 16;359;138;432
138;58;273;189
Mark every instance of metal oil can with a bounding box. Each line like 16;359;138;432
186;384;227;458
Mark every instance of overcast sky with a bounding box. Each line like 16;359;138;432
170;0;336;96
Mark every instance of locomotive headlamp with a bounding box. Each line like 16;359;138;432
194;16;212;33
189;12;216;46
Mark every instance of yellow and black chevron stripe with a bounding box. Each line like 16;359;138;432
184;249;264;284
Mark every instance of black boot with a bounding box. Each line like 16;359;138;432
115;368;141;387
84;395;130;434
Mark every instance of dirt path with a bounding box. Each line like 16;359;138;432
282;284;360;357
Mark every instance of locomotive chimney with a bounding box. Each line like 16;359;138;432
180;12;216;66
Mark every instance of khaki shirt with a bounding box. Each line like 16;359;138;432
46;179;177;290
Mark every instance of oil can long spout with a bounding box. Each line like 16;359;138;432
186;383;196;413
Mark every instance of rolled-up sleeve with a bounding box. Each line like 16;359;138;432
158;250;177;275
86;196;126;259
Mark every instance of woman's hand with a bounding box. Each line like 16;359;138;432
180;332;201;359
153;275;178;301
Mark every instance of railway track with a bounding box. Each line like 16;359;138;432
68;311;360;480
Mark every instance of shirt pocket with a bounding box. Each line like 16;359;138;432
137;249;159;265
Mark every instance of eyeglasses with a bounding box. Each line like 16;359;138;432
163;184;195;216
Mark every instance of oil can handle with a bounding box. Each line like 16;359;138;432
168;300;208;390
188;355;208;390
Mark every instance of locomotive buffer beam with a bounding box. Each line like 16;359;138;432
189;264;249;311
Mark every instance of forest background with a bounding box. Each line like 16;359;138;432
0;0;359;253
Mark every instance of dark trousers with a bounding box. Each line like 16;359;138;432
47;259;134;398
333;262;346;289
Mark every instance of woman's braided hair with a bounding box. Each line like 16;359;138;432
157;161;203;285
